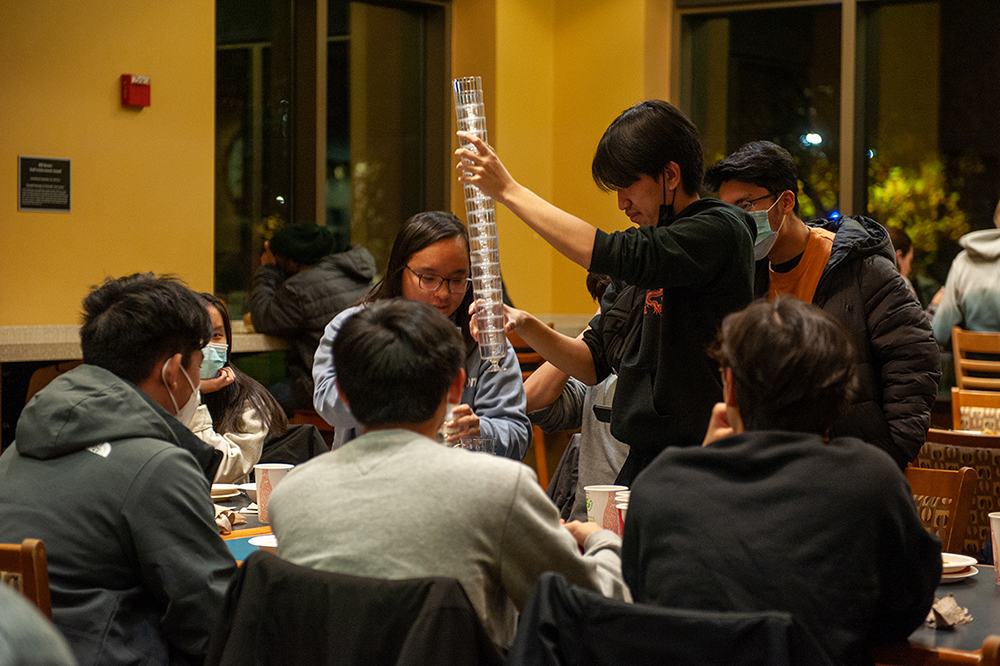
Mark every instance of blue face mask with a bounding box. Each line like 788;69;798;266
750;198;783;261
199;342;229;379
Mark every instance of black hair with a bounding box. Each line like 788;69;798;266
586;273;612;303
712;296;857;435
363;211;475;354
198;293;288;438
334;299;465;428
704;141;801;215
80;273;211;385
592;100;704;196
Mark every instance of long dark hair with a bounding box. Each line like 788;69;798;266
363;211;476;354
198;293;288;438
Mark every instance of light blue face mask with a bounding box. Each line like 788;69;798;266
199;342;229;379
750;198;783;261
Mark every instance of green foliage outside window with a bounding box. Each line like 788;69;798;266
867;157;969;274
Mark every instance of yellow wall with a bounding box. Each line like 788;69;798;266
0;1;215;325
452;0;673;315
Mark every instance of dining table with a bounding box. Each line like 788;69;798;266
906;565;1000;652
215;488;273;563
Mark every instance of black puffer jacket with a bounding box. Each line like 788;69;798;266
249;245;376;397
755;216;940;467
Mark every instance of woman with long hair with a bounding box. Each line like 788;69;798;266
313;211;531;459
192;293;288;482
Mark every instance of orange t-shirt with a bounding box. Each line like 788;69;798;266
768;227;835;303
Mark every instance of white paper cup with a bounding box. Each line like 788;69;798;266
990;512;1000;585
585;485;628;530
254;463;293;523
456;437;495;453
616;501;629;536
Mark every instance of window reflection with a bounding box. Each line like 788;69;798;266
684;5;841;218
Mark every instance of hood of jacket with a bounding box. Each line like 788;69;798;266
807;215;893;272
959;228;1000;261
320;245;377;282
15;364;221;481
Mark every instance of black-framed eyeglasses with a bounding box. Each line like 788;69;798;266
737;193;774;212
405;265;471;294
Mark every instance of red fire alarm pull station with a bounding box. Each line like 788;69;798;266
121;74;151;107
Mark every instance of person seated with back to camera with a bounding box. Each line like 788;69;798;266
268;298;628;650
189;293;288;484
312;211;532;460
621;296;941;666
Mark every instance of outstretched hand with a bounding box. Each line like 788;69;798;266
455;131;518;204
468;301;526;343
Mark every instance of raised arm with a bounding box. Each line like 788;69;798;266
456;132;597;269
506;306;598;386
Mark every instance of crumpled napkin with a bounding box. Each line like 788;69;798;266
925;593;972;629
240;502;258;515
215;504;247;535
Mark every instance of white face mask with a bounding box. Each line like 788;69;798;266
750;198;784;260
161;357;201;428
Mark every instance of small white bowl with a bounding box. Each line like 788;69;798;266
238;482;257;503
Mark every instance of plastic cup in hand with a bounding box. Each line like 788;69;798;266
254;463;293;523
584;485;628;530
437;404;458;444
456;437;495;454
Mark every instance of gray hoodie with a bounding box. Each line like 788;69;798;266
0;364;236;666
932;228;1000;345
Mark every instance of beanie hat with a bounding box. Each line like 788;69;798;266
270;224;336;265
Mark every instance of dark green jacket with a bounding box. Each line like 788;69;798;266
0;364;236;666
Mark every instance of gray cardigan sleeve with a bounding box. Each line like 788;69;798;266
529;377;587;434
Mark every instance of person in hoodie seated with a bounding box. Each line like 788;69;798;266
0;273;237;666
621;296;941;666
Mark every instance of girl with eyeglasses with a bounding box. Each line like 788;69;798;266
312;211;531;459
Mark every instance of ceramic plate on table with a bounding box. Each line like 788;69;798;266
941;553;978;574
211;483;240;500
941;566;979;584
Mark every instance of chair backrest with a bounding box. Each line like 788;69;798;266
918;429;1000;557
507;572;836;666
0;538;53;619
874;635;1000;666
905;466;977;554
952;388;1000;432
952;327;1000;391
206;550;502;666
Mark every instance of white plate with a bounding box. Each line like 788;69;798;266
238;482;257;502
211;483;240;500
942;553;978;574
941;565;979;583
248;535;277;553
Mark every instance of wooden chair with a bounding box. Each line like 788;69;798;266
905;466;977;554
0;538;53;619
508;330;549;487
874;635;1000;666
952;387;1000;431
952;327;1000;391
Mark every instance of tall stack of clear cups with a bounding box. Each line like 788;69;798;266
454;76;506;372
